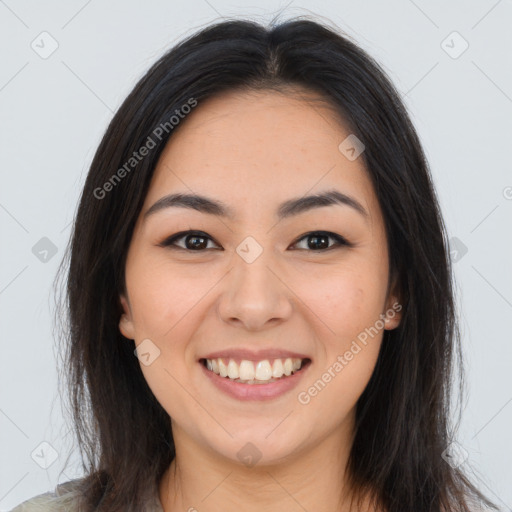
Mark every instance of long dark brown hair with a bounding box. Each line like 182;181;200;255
54;16;498;512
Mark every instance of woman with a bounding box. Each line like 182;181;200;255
12;17;497;512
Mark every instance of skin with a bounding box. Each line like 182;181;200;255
119;88;401;512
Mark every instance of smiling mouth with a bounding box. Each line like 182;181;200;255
200;357;312;384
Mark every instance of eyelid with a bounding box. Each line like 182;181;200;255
290;231;352;250
158;230;222;250
159;230;352;251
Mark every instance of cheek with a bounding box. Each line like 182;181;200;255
296;265;385;343
126;258;215;396
294;266;385;402
126;258;206;341
127;261;208;422
295;284;384;428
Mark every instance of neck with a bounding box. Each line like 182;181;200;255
158;414;373;512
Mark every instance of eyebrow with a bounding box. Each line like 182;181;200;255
144;189;369;222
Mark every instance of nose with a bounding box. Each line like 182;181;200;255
217;249;293;331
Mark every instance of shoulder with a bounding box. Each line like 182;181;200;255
10;478;85;512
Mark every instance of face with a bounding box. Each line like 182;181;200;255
119;88;401;466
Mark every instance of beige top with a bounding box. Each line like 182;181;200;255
10;478;164;511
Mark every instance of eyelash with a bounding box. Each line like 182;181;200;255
158;230;352;252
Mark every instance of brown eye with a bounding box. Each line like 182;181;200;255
160;230;351;253
290;231;351;251
159;231;220;251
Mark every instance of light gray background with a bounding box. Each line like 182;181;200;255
1;0;511;510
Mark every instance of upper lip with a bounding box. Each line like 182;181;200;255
200;349;311;362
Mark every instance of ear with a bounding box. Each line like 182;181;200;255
119;294;136;340
383;276;402;330
383;295;402;330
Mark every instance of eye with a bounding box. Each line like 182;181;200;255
159;230;351;252
159;230;221;251
290;231;351;251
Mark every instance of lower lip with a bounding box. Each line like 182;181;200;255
199;360;311;401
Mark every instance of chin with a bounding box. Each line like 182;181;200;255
206;429;305;469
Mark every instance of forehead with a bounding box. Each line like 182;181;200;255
144;89;379;224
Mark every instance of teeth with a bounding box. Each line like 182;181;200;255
204;357;306;383
272;359;283;378
218;359;228;377
283;358;293;376
227;359;239;379
239;360;255;380
255;360;272;380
